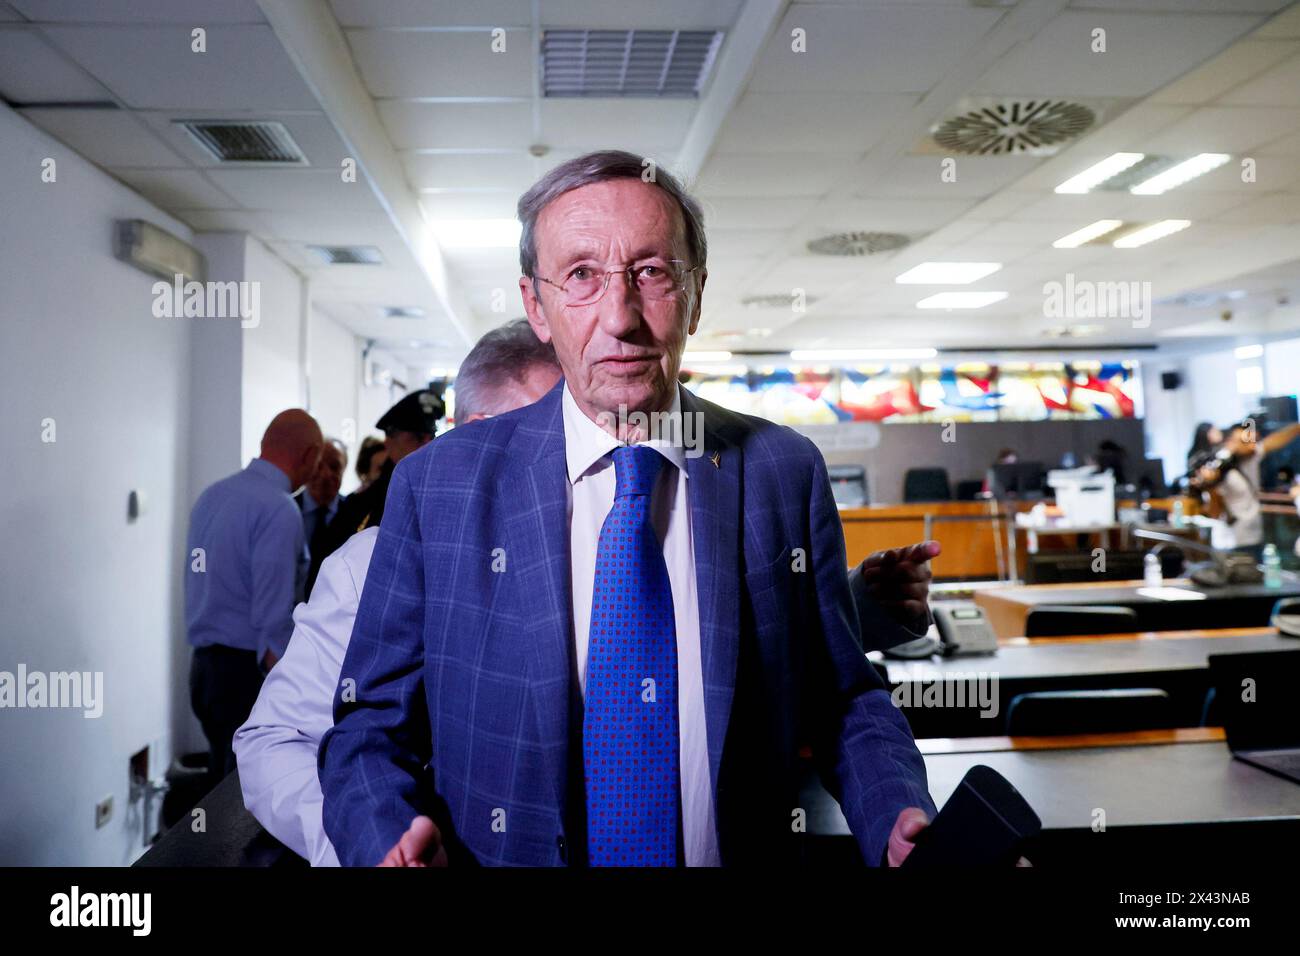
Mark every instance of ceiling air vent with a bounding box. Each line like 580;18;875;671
932;100;1095;155
541;29;724;97
306;245;383;265
806;232;910;257
175;120;308;164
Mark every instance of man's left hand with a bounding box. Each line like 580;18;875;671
886;807;930;866
858;540;941;633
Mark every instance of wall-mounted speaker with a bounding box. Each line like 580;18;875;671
1160;371;1182;390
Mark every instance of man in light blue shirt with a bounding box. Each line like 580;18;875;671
187;408;323;785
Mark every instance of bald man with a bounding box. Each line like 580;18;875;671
186;409;323;785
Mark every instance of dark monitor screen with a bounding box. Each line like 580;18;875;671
827;465;867;508
990;462;1046;500
1210;650;1300;753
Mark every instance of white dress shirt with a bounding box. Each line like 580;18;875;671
233;527;379;867
562;383;719;867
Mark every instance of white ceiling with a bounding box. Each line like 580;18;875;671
1;0;1299;371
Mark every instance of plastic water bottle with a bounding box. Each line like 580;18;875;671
1263;544;1282;589
1171;498;1185;529
1144;552;1163;588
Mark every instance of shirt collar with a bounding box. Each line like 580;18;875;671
248;457;293;493
561;382;688;485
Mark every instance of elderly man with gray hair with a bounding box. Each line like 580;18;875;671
320;149;937;869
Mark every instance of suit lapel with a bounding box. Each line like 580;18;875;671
681;390;742;805
500;383;574;818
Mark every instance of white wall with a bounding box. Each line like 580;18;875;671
1265;336;1300;399
241;236;307;466
307;305;361;493
0;104;194;865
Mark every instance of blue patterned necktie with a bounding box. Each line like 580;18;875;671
583;444;680;866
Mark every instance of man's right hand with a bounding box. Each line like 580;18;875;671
378;815;448;867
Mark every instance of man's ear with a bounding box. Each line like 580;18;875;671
686;268;707;336
519;277;553;344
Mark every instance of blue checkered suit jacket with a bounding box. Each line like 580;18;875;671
318;380;934;866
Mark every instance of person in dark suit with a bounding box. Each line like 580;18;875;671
319;150;935;868
311;390;442;579
300;438;347;596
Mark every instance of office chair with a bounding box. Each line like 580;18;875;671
1005;688;1173;736
1023;604;1139;637
954;479;983;501
903;467;952;502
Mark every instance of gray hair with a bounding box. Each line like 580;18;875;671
454;319;560;420
517;149;707;279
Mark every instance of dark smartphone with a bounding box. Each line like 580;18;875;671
901;765;1041;867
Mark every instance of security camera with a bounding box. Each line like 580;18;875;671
1221;309;1233;322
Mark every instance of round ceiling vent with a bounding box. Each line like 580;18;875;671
933;100;1095;155
806;231;910;257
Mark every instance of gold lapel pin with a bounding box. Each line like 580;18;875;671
709;451;721;469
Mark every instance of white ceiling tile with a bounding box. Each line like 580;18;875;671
344;28;533;98
976;11;1264;98
695;153;855;197
1258;128;1300;155
170;209;270;232
379;100;534;150
858;154;1040;200
714;92;917;153
698;197;817;230
330;0;532;28
403;151;537;191
19;106;184;167
804;196;977;233
540;0;742;30
706;227;790;259
0;2;25;21
1069;0;1287;10
1219;52;1300;106
0;27;109;102
40;24;319;110
1254;3;1300;38
1213;191;1300;224
420;193;520;220
540;98;696;151
110;168;237;210
203;168;383;213
1150;40;1300;105
9;0;264;22
1143;105;1300;153
748;3;1003;94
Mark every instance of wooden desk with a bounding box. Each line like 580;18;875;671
840;501;1008;580
973;579;1300;638
802;730;1300;865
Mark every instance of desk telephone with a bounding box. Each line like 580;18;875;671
884;603;999;659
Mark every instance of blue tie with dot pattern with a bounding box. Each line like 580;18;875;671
582;444;680;866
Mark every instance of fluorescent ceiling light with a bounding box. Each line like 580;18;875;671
1054;152;1145;194
790;349;939;361
1234;344;1264;360
1130;153;1230;195
895;261;1002;284
682;351;733;363
431;218;521;248
1052;219;1124;249
915;291;1008;309
1112;219;1191;248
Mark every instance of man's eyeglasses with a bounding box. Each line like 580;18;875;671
532;259;701;307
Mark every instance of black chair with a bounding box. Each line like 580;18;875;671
954;479;983;501
903;467;952;502
1023;604;1139;637
1005;688;1173;735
